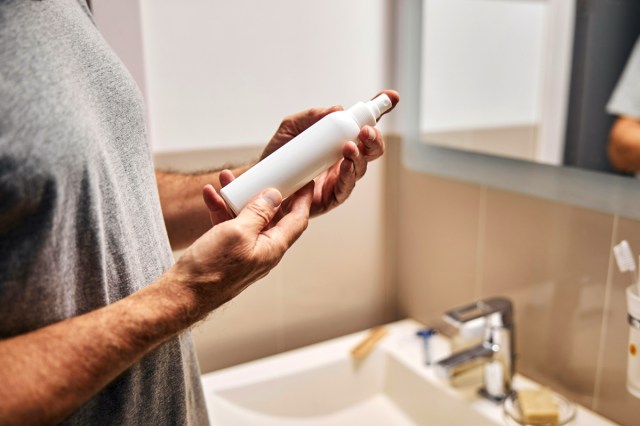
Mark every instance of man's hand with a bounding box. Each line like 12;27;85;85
170;183;313;315
221;90;400;216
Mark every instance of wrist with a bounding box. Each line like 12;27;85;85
147;267;210;331
154;257;229;327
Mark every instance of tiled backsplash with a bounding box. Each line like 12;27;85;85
389;139;640;425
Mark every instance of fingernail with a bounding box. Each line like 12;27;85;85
367;127;375;141
262;189;282;208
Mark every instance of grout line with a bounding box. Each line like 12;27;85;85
275;265;285;353
592;214;619;411
473;186;488;299
383;136;401;323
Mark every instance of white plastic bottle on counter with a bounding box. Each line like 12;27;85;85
220;93;394;215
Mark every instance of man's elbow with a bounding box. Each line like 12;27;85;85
608;120;626;171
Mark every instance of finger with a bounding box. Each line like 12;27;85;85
358;126;385;160
219;169;235;188
322;159;357;207
288;180;316;209
342;141;367;179
282;105;343;134
264;181;314;249
202;184;232;225
371;89;400;120
235;188;283;234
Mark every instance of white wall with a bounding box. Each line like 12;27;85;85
91;0;148;100
92;0;390;151
139;0;390;151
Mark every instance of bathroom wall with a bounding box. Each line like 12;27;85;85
388;139;640;426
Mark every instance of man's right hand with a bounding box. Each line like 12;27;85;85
167;182;314;320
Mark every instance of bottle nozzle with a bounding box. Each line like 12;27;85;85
368;94;392;119
347;93;394;128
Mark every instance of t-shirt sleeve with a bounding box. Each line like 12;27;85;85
607;36;640;119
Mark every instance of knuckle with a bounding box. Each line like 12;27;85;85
307;108;321;118
268;236;288;257
247;203;272;226
280;116;294;128
225;223;246;243
276;240;289;257
360;161;368;174
300;216;310;232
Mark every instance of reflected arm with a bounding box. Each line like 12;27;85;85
608;116;640;173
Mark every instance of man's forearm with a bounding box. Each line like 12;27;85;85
157;164;251;250
0;272;204;425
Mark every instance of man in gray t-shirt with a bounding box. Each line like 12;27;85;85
0;0;398;424
607;36;640;173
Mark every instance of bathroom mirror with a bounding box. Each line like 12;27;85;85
420;0;559;165
395;0;640;219
417;0;640;176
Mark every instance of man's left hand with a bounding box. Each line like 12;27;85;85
219;90;399;217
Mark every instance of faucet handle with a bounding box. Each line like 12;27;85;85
444;298;513;330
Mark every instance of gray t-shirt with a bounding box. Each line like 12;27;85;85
0;0;208;424
608;36;640;118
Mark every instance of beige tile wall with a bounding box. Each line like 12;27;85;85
390;138;640;425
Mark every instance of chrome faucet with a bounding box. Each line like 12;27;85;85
434;297;515;402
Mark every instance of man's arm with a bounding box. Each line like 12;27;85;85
0;185;312;425
0;274;196;425
608;116;640;173
157;164;251;250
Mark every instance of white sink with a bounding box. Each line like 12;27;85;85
201;320;616;426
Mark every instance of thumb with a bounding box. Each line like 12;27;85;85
202;184;232;225
235;188;283;233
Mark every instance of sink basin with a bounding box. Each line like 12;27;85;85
201;320;616;425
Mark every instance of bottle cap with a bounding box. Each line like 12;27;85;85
369;93;393;118
348;93;393;128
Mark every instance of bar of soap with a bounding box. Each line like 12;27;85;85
518;388;559;425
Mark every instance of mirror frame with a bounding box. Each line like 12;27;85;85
395;0;640;220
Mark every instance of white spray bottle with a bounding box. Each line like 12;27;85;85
220;93;394;215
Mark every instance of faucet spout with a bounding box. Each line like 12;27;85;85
435;343;494;379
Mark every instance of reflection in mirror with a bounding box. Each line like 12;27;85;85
421;0;549;163
419;0;640;175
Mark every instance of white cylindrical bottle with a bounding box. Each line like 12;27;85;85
220;93;393;215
